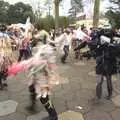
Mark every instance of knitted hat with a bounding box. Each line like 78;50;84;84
100;35;110;45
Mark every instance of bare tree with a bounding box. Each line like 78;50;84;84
93;0;101;28
54;0;62;32
69;0;83;18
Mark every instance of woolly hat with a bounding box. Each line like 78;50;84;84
100;35;110;45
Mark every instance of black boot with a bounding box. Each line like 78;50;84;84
27;85;36;111
0;83;3;90
30;93;36;110
26;93;37;112
40;95;58;120
0;76;3;90
3;77;8;87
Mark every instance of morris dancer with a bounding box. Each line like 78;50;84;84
8;30;58;120
0;24;13;90
55;29;72;63
74;27;90;59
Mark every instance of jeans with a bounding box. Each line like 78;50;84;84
74;41;87;59
74;41;87;51
18;49;29;62
96;74;113;99
61;45;69;63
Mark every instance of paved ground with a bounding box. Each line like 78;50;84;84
0;55;120;120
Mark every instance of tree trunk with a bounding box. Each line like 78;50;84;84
54;0;59;33
93;0;101;28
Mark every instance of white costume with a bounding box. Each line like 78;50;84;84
54;33;72;54
74;28;90;41
28;43;58;99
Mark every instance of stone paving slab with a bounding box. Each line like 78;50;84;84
112;76;118;82
74;61;85;66
112;95;120;107
84;110;112;120
113;81;120;94
0;100;18;116
81;82;96;90
59;111;84;120
65;97;90;114
111;109;120;120
10;90;29;103
0;91;10;101
27;111;48;120
53;98;67;114
16;100;43;116
1;102;115;120
58;77;69;85
88;71;96;77
0;112;27;120
0;59;120;120
75;89;95;100
58;65;71;70
90;99;116;113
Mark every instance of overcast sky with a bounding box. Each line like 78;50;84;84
5;0;70;16
5;0;110;16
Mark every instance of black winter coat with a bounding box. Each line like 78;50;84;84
95;43;120;75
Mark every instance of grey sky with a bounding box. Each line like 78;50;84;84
5;0;70;16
